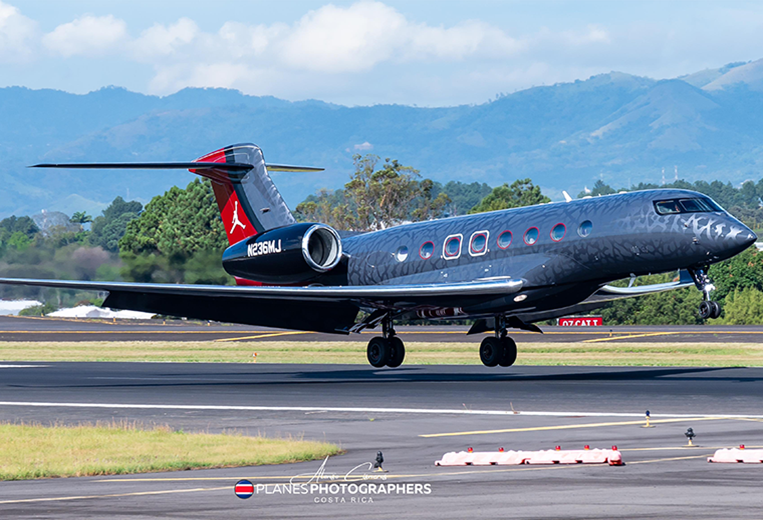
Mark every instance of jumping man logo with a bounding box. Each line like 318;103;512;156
230;201;246;233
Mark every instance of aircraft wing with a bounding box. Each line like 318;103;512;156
0;277;523;334
509;270;696;326
0;277;522;301
584;270;695;304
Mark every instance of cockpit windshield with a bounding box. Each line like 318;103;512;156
653;197;723;215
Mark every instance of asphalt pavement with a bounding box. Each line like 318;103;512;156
1;362;763;518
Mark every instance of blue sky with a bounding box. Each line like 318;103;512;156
3;0;763;106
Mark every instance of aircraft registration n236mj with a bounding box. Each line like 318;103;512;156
1;143;756;368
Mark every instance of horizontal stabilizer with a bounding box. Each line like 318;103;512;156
30;162;323;172
31;162;253;172
260;164;324;172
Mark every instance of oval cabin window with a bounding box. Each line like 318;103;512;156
578;221;592;237
443;235;462;259
550;223;566;242
497;230;512;249
419;241;434;259
469;231;488;256
524;227;539;245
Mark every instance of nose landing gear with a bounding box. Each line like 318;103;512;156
699;300;721;320
689;267;722;320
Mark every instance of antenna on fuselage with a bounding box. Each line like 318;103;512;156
562;191;572;203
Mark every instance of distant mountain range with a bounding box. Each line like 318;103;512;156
2;58;763;218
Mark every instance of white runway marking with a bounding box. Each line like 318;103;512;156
0;365;48;368
0;400;762;419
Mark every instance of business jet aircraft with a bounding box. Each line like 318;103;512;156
0;143;755;368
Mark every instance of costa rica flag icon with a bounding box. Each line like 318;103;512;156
234;479;254;499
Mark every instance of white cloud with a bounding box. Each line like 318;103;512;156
9;0;763;106
130;18;198;59
354;142;373;151
279;1;521;72
280;1;405;72
43;14;127;57
406;20;522;61
0;1;37;62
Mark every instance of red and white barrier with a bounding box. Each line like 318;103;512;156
708;447;763;464
435;448;623;466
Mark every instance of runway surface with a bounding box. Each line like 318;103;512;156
3;315;763;343
1;362;763;518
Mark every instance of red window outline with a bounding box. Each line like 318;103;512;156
497;230;512;249
524;226;540;245
469;231;488;255
419;241;435;260
550;223;566;242
444;236;461;258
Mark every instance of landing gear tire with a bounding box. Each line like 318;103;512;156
367;337;389;368
386;337;405;368
699;300;722;320
498;337;517;367
480;337;503;367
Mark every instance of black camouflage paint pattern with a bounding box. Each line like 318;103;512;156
334;189;755;318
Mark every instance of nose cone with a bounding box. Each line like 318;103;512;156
744;228;757;247
724;221;757;257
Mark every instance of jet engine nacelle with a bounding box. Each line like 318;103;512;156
222;223;342;284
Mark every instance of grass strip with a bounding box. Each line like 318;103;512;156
0;421;341;481
1;340;763;366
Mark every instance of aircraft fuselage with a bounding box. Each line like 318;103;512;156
330;189;755;319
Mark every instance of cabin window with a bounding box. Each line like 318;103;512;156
443;234;462;259
578;220;592;237
524;227;539;245
395;246;409;262
497;230;512;249
654;198;723;215
469;231;489;256
550;223;566;242
419;241;434;260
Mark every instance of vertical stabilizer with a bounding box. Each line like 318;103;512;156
192;143;296;245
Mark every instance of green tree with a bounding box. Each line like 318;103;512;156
18;301;58;317
469;179;550;214
717;288;763;324
70;211;93;225
0;215;38;242
434;181;493;216
89;196;143;252
577;179;620;198
119;178;229;284
295;189;355;230
296;155;449;231
7;231;33;251
708;246;763;301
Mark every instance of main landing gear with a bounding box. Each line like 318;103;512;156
689;267;721;320
366;317;405;368
479;317;517;368
364;314;520;369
